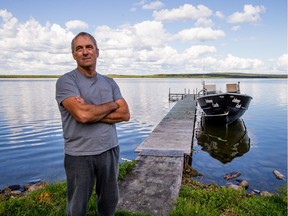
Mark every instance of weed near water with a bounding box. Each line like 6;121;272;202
0;161;137;216
0;183;67;216
170;179;287;216
0;161;286;216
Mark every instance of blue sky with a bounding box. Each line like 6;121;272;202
0;0;287;75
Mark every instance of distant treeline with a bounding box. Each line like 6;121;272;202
109;72;287;79
0;75;60;78
0;73;286;79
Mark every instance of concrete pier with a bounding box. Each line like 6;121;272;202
117;94;197;215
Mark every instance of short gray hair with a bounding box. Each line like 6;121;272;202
71;32;98;52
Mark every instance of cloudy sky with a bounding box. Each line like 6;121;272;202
0;0;287;75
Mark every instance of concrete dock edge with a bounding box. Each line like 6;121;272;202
117;94;197;215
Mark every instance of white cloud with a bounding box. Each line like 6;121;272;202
0;9;75;74
0;9;18;37
95;21;171;50
195;18;214;27
153;4;212;22
142;1;164;10
93;21;222;74
183;45;216;59
137;46;178;63
276;54;288;71
130;7;137;12
231;25;241;31
176;27;225;42
227;4;266;24
0;6;284;75
94;21;173;73
65;20;89;30
215;11;224;19
219;54;263;70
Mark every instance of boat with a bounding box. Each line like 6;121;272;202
197;82;252;124
196;118;250;164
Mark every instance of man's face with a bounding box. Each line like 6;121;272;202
72;35;99;69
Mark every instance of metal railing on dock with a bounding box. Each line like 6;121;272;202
169;88;188;101
169;88;198;101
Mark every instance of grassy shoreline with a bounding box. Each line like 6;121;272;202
0;73;286;79
0;161;287;216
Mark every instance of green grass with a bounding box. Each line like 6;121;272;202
0;183;67;216
170;178;287;216
0;161;137;216
0;161;287;216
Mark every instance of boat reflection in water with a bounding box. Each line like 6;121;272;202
196;117;250;164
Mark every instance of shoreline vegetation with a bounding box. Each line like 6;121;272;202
0;161;287;216
0;73;286;79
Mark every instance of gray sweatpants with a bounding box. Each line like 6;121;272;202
64;146;119;216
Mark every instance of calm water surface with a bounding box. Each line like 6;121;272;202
0;78;286;192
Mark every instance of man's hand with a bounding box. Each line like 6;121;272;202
100;98;130;124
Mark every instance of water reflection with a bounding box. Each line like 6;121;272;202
196;117;250;164
0;78;286;192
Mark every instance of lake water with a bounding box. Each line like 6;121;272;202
0;78;287;192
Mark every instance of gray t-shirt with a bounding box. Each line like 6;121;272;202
55;69;123;156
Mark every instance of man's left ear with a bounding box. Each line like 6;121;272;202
72;52;77;60
96;49;99;57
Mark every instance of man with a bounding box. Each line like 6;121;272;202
56;32;130;216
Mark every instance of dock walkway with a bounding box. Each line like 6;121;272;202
117;94;197;215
